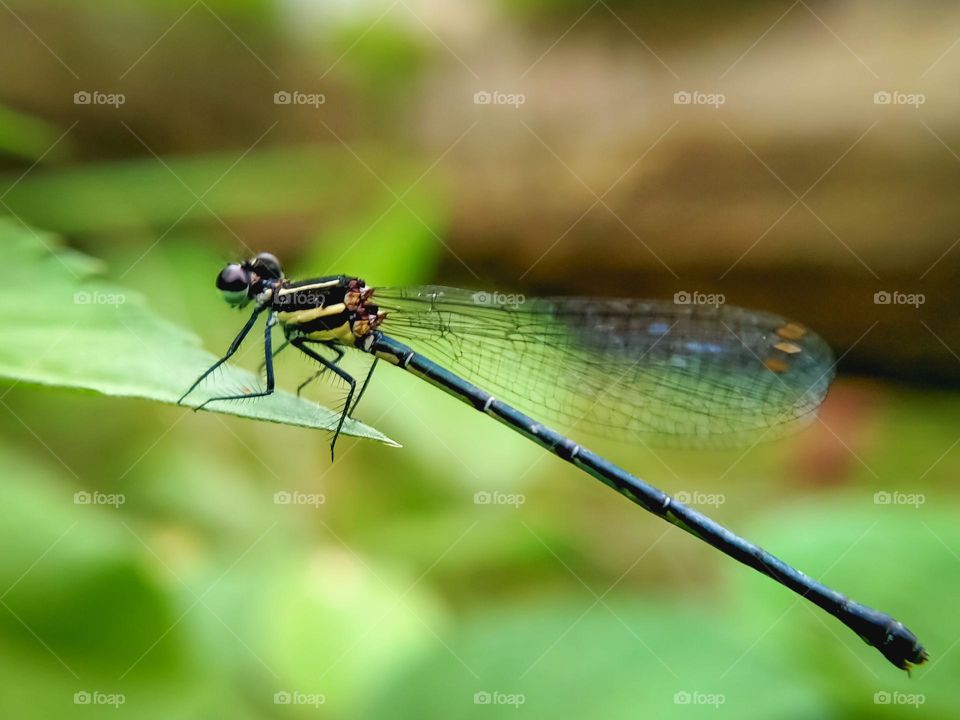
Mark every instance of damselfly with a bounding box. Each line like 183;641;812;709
179;252;927;671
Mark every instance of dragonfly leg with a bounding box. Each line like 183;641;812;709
258;338;290;376
349;358;378;416
178;305;266;405
295;342;376;416
293;342;345;397
292;338;355;461
195;314;277;410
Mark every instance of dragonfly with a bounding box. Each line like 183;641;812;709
179;252;927;672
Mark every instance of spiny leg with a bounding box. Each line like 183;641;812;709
258;338;290;377
292;338;355;461
349;358;379;416
195;314;277;411
294;341;374;416
178;305;266;404
296;348;376;417
292;341;375;414
294;343;345;397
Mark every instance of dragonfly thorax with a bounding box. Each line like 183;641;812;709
272;275;385;346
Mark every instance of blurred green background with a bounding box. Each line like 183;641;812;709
2;1;960;717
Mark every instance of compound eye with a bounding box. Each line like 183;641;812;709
216;264;252;308
216;263;249;292
252;252;282;279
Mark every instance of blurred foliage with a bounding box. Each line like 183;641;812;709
0;145;419;235
0;104;71;161
1;0;959;718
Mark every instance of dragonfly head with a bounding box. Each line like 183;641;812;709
216;253;284;308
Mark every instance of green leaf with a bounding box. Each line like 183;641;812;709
0;219;395;444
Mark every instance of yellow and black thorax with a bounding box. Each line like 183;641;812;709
272;275;384;345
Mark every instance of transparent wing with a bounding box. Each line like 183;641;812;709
374;286;835;447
